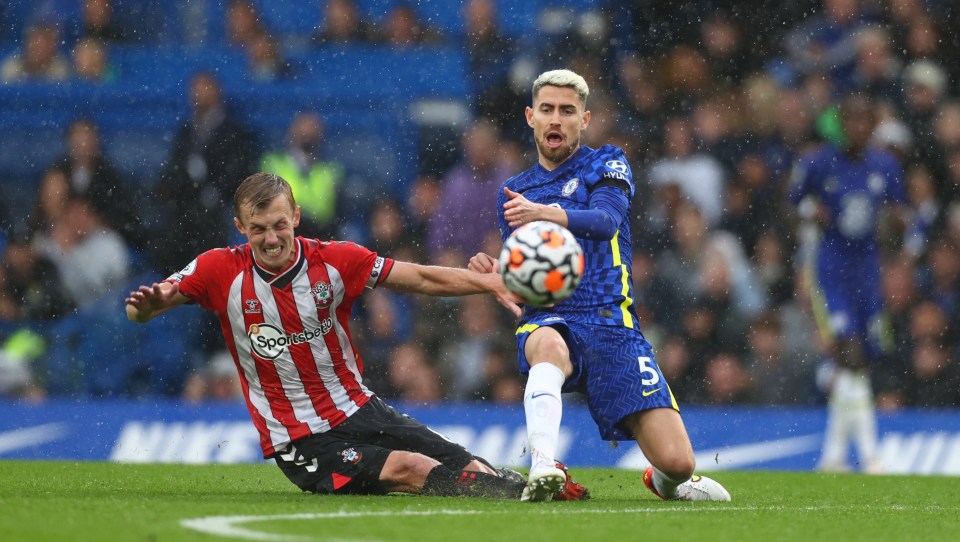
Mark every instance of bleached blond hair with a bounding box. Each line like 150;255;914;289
532;69;589;107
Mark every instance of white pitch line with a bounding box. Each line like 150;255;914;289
180;504;951;542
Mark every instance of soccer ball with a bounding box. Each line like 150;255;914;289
499;221;584;306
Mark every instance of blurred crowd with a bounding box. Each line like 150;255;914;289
1;0;959;410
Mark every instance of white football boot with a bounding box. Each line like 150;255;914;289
643;467;732;502
521;464;566;502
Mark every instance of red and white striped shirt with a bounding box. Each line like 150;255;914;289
168;237;395;457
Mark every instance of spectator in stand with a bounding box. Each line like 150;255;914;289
245;32;293;82
478;348;524;404
28;167;73;243
699;11;752;83
33;197;130;309
631;251;682;333
752;229;795;307
614;56;664;161
386;342;442;404
1;24;70;83
367;196;416;261
652;336;692;399
0;327;46;400
81;0;128;43
659;45;713;112
428;120;512;263
909;299;950;343
906;339;960;408
700;352;758;405
900;60;948;186
464;0;514;122
934;101;960;156
919;237;960;324
718;152;780;256
901;163;941;259
930;101;960;203
383;2;443;48
648;116;726;225
153;72;258;273
744;311;816;405
782;0;872;90
261;112;342;239
351;287;414;393
655;203;716;314
875;254;919;409
850;26;901;106
883;0;926;55
0;234;73;321
697;233;768;321
225;0;264;48
181;349;243;403
51;119;145;248
672;300;733;403
902;14;942;65
437;295;507;401
404;175;441;261
311;0;380;46
71;37;115;83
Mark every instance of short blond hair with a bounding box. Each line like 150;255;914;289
532;69;589;107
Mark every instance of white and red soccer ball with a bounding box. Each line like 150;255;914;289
499;221;584;306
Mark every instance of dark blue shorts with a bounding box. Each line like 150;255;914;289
515;314;678;441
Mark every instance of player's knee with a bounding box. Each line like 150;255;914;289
527;330;570;364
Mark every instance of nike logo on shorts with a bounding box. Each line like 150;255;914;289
642;388;663;397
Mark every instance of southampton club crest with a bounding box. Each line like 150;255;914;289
340;447;362;464
311;281;332;308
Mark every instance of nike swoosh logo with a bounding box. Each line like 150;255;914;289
617;433;822;470
642;388;662;397
530;392;556;399
0;423;69;455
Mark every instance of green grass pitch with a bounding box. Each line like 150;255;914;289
1;461;957;541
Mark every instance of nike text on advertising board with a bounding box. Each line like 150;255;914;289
1;401;959;474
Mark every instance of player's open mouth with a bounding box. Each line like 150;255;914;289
546;132;564;148
264;246;282;257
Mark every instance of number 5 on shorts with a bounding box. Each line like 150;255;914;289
638;356;660;387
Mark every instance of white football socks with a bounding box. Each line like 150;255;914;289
651;466;685;499
524;363;566;471
820;367;879;471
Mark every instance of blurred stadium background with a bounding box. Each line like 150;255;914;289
0;0;959;474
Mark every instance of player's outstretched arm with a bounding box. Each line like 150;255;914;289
383;261;522;317
124;281;190;323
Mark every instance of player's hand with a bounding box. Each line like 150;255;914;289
468;252;499;274
492;284;524;318
503;187;567;228
125;282;179;321
469;252;522;316
503;187;545;228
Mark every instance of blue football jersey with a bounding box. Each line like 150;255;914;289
499;145;639;328
788;145;906;256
